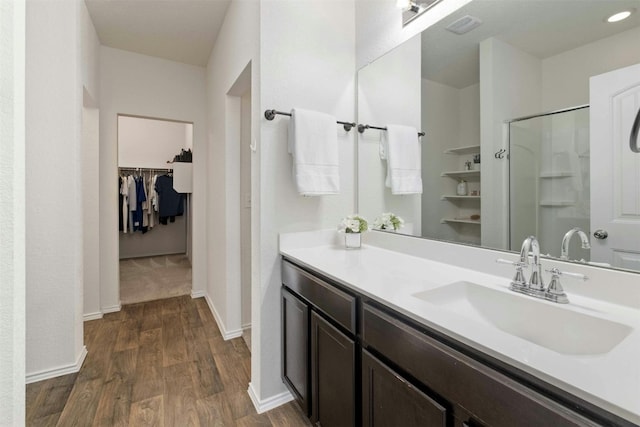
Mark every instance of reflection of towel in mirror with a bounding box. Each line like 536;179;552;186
380;125;422;194
288;108;340;196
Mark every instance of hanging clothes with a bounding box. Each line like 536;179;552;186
133;176;147;232
120;176;129;233
155;174;185;225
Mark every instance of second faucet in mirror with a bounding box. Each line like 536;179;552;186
560;227;591;261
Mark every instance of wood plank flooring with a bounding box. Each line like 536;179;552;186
26;296;311;426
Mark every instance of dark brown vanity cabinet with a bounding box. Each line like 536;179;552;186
282;259;629;427
281;260;357;426
361;303;601;427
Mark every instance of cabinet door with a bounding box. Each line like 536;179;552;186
311;312;355;427
282;287;310;415
362;350;448;427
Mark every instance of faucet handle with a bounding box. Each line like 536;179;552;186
545;268;589;281
496;258;527;285
543;268;588;304
496;258;525;268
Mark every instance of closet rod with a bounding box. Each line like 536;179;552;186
357;124;425;137
264;109;356;132
119;167;172;172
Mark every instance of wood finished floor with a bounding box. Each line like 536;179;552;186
26;296;312;426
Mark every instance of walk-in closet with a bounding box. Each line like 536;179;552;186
118;115;194;304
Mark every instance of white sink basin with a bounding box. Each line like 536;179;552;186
412;281;632;355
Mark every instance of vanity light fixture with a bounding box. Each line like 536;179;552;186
606;9;634;23
399;0;445;26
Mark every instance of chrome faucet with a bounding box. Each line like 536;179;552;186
560;227;591;260
497;235;589;304
519;235;544;292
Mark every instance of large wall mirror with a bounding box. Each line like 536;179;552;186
357;0;640;273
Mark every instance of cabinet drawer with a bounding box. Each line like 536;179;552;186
362;303;599;427
282;260;357;334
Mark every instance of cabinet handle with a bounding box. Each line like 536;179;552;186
631;105;640;153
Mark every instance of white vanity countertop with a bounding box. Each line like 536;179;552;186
279;238;640;425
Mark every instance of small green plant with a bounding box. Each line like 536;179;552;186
373;212;404;231
338;215;368;233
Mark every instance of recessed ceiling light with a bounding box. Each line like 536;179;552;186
607;10;633;23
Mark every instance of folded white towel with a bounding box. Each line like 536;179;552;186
288;108;340;196
380;125;422;195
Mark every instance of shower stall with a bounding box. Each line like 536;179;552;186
508;106;591;260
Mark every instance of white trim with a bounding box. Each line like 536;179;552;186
204;293;243;340
101;303;121;314
242;323;251;330
191;289;206;299
83;311;103;321
247;382;294;414
26;346;87;384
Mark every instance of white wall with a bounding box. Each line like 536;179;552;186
0;0;25;422
80;0;101;322
118;116;192;168
542;26;640;112
25;0;85;380
479;37;542;250
99;46;207;312
258;0;356;402
358;35;422;235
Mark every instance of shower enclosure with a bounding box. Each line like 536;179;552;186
508;106;591;260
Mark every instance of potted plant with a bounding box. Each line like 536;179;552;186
373;212;404;232
472;154;481;170
338;215;368;249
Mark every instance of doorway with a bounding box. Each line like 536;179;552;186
226;63;253;352
117;115;194;304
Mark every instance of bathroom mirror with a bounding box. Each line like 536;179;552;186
357;0;640;273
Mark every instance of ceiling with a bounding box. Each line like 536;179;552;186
421;0;640;88
85;0;232;67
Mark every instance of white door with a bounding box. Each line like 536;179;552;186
590;62;640;270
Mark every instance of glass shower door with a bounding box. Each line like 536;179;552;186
508;107;590;260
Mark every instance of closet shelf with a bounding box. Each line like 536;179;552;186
441;218;481;225
441;195;481;200
539;171;574;178
539;200;575;207
444;145;481;155
441;170;480;179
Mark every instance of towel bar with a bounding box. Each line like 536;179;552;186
264;109;355;132
358;123;425;137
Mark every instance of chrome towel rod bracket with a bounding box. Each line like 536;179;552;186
264;109;355;132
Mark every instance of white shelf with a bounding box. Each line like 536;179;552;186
444;145;481;155
441;218;481;225
539;171;573;178
441;170;480;179
441;195;481;200
539;200;575;207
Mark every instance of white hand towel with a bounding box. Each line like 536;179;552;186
288;108;340;196
381;125;422;195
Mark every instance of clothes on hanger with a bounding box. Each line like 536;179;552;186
118;168;182;234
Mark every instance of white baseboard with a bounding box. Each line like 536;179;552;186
83;311;103;321
101;303;121;314
203;293;243;340
247;382;294;414
191;289;206;299
26;345;88;384
242;323;251;330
